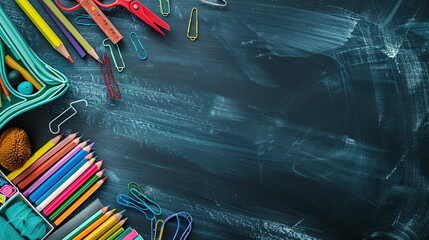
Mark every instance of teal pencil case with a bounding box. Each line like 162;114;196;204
0;5;69;130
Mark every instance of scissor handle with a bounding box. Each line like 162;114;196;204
56;0;81;11
91;0;124;8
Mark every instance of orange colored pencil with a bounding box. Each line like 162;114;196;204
17;137;80;189
0;75;11;102
72;209;115;240
54;177;106;226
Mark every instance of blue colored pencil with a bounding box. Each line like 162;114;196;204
29;143;94;202
34;157;87;205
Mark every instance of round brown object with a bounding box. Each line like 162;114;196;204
0;127;31;171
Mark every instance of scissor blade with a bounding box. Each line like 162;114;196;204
130;2;170;34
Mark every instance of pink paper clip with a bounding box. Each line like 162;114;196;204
99;54;121;100
0;185;16;197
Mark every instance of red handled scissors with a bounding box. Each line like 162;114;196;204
57;0;170;35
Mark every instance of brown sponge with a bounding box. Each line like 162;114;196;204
0;127;31;171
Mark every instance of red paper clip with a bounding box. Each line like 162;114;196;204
99;54;120;100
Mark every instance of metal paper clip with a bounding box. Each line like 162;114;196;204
187;8;198;41
102;39;125;72
116;182;162;221
153;212;193;240
159;0;170;17
200;0;227;7
49;99;88;134
99;54;121;100
130;32;148;60
75;14;97;26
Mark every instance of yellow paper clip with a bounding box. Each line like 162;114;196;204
153;219;165;240
103;38;125;73
187;8;198;41
159;0;170;17
200;0;227;7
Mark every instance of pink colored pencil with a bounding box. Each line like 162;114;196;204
43;160;103;216
23;141;87;197
13;133;77;185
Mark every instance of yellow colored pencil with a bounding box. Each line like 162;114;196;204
98;217;127;240
83;210;125;240
54;177;106;226
15;0;73;62
7;134;63;180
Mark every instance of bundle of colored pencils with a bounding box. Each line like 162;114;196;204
7;133;107;226
63;206;128;240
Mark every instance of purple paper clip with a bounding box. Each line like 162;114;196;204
0;185;17;197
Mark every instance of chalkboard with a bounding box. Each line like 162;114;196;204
2;0;429;239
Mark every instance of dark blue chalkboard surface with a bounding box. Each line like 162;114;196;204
2;0;429;239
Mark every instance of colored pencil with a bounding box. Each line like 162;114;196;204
23;141;87;197
36;156;94;206
8;134;63;181
38;0;86;58
122;229;138;240
113;227;133;240
14;0;73;62
17;137;80;189
41;0;101;62
13;133;77;185
71;209;114;240
37;157;95;210
98;218;127;240
53;176;106;226
62;206;108;240
50;170;105;221
29;144;94;201
83;210;125;240
0;75;11;102
34;157;88;205
106;227;124;240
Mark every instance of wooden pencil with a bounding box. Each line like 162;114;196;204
0;75;11;102
54;177;106;226
13;133;77;185
15;0;73;62
17;137;81;189
98;218;127;240
83;211;125;240
105;227;125;240
43;160;103;216
7;134;63;180
71;208;114;239
41;0;100;62
62;206;108;240
49;170;104;220
36;157;96;211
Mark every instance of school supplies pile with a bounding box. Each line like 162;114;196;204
7;132;107;229
0;5;69;130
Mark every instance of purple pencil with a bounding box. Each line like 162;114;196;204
38;0;86;58
23;141;87;197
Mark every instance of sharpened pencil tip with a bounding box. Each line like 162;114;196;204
59;133;64;137
88;142;95;148
68;56;74;63
101;168;107;173
118;209;126;214
102;176;108;181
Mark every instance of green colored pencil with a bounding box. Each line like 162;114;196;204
41;0;100;62
114;227;133;240
49;173;100;220
106;227;124;240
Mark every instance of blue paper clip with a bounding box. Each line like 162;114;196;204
130;32;148;60
116;182;161;221
75;14;97;26
154;212;193;240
